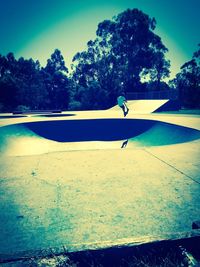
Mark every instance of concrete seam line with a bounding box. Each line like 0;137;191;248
143;149;200;185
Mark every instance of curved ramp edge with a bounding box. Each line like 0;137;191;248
0;119;200;156
110;100;169;113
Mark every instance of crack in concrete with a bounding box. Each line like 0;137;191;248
144;149;200;185
29;158;57;187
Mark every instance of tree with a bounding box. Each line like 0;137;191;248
0;53;50;111
15;57;48;110
73;81;109;110
0;50;72;112
96;9;170;88
0;53;18;111
45;49;68;75
71;40;122;108
172;44;200;108
43;49;70;109
72;9;170;109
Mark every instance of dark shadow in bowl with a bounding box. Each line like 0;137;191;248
34;114;75;117
0;115;27;119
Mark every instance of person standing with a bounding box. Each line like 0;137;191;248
117;95;129;117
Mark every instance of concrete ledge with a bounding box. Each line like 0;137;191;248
1;230;200;263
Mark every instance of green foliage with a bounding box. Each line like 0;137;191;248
74;82;110;110
1;9;199;112
146;81;170;91
68;100;82;110
43;49;70;109
0;102;4;112
0;49;70;112
15;105;30;112
45;49;68;75
171;44;200;108
0;53;18;111
71;8;170;109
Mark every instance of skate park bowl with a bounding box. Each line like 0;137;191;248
0;118;200;156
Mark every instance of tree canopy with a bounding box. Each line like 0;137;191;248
0;49;70;112
171;44;200;108
72;9;170;108
0;8;199;112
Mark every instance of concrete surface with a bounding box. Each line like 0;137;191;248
0;108;200;261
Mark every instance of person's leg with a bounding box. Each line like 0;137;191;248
124;102;129;112
120;105;126;116
123;103;129;117
122;105;126;117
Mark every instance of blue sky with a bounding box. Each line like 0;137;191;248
0;0;199;79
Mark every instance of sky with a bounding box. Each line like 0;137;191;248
0;0;199;80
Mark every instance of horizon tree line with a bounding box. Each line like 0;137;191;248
0;8;199;112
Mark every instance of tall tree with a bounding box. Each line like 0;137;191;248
172;44;200;108
15;57;48;110
45;49;68;75
43;49;70;109
72;9;170;108
0;53;50;111
0;53;18;111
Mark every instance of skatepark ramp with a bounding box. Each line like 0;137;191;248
110;100;169;113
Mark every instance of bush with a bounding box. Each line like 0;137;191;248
0;102;4;112
68;101;82;111
15;105;30;112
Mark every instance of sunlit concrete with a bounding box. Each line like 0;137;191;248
0;105;200;261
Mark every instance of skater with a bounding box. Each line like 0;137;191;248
117;95;129;117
